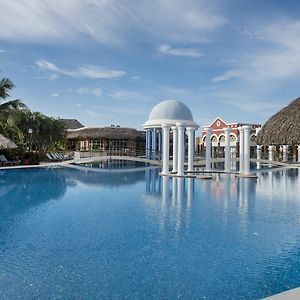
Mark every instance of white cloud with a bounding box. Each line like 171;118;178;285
0;49;6;53
249;21;300;80
136;0;227;43
36;59;125;79
158;44;204;58
108;90;151;102
0;0;227;45
130;76;141;81
212;70;241;83
212;88;283;117
52;92;59;97
85;110;109;118
76;87;102;97
225;21;300;83
37;73;59;81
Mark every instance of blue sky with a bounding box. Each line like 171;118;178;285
0;0;300;130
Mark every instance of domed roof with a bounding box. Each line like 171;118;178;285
144;100;198;128
256;97;300;145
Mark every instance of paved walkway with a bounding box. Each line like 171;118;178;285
0;156;299;170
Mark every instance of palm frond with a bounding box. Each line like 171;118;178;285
0;78;15;100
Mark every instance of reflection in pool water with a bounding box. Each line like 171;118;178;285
0;167;300;299
75;159;149;169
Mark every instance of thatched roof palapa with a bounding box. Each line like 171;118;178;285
61;119;85;130
66;127;145;140
0;134;17;149
256;97;300;145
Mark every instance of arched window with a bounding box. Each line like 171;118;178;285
211;136;217;142
230;134;237;142
219;135;225;142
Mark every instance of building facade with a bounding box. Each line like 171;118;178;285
199;117;261;158
65;123;145;157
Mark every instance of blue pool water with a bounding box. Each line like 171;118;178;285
1;166;300;299
76;159;149;169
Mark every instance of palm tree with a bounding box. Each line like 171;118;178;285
0;78;27;140
0;78;14;99
0;78;27;110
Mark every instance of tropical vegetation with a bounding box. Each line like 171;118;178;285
0;77;66;162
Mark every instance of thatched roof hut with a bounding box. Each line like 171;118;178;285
256;97;300;145
66;127;145;140
61;119;84;130
0;134;17;149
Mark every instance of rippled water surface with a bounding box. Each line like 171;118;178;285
1;166;300;299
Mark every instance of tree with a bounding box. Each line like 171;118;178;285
0;78;14;99
0;77;67;157
0;78;28;140
15;110;66;153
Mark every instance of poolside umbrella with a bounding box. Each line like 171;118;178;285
0;134;17;149
256;97;300;145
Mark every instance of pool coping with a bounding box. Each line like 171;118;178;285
263;287;300;299
0;158;299;171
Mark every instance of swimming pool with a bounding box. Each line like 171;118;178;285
75;159;149;169
0;166;300;299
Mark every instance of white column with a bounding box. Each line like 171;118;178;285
243;126;251;175
171;126;178;173
161;124;170;175
224;127;231;172
256;145;262;160
146;128;151;160
268;145;274;161
177;123;185;176
158;130;162;160
298;145;300;163
282;145;288;162
203;127;212;171
238;127;244;173
152;129;157;160
186;127;196;172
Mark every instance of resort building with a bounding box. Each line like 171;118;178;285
61;119;84;130
64;121;145;157
199;117;261;158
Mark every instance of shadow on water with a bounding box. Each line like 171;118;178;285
0;168;67;217
0;166;147;218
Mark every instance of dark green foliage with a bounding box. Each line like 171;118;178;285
0;77;67;162
23;152;41;165
15;110;67;153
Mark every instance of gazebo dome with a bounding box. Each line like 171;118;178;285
144;100;198;128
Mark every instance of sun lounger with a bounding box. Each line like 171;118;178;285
0;155;18;166
46;153;54;160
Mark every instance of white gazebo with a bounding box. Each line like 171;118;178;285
143;100;199;176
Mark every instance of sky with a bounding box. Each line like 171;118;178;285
0;0;300;130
